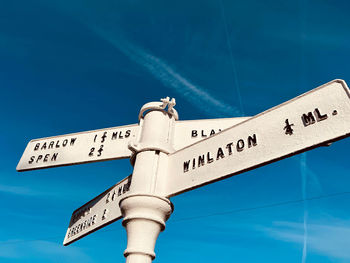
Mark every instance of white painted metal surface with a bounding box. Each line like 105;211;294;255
121;100;176;263
63;176;132;246
120;194;173;263
173;117;250;150
17;124;139;171
165;80;350;197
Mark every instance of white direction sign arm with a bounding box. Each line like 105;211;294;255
165;79;350;197
17;124;139;171
63;175;132;246
173;117;250;150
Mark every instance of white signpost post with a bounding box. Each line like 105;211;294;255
17;79;350;263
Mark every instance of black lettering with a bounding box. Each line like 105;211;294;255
210;129;216;136
89;147;95;156
201;130;207;137
302;112;315;126
248;134;257;148
48;141;54;149
41;142;47;150
55;140;60;148
226;143;233;155
124;181;130;192
43;154;50;162
198;155;205;167
36;155;43;163
284;119;294;135
191;130;198;138
28;156;35;164
125;130;131;138
112;131;118;140
101;132;107;143
216;147;225;160
34;143;40;151
106;192;111;203
207;152;214;163
70;138;77;146
192;158;196;170
118;186;122;196
62;139;68;147
126;177;132;190
94;134;97;142
119;132;124;139
122;184;127;193
184;160;190;172
236;139;244;152
97;145;104;156
51;153;58;161
102;209;108;220
314;108;328;121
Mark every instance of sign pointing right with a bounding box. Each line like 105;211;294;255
165;80;350;197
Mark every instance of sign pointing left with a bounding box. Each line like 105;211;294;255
63;175;132;246
16;124;139;171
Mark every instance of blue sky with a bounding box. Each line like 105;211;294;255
1;0;350;262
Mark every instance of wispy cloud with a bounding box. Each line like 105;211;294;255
43;1;243;117
0;240;93;262
261;220;350;260
91;27;242;117
0;183;92;202
0;184;38;196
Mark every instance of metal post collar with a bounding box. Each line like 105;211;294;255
138;97;179;121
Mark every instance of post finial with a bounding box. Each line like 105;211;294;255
138;97;178;120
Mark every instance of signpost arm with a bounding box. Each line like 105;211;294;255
120;98;177;263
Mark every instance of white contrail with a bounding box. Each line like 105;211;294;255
218;0;244;115
93;28;242;117
300;153;308;263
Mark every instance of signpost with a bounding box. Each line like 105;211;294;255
17;79;350;263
